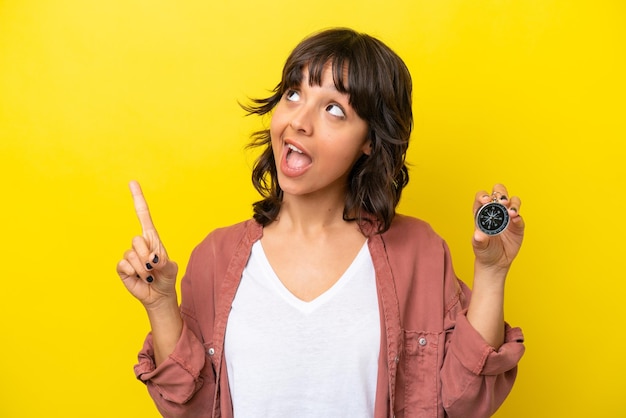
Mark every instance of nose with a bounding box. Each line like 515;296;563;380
289;103;314;135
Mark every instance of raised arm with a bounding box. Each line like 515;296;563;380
466;184;525;349
116;180;182;366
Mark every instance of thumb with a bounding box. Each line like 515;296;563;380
472;229;491;251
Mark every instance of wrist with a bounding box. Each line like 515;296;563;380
143;290;178;310
474;261;509;282
144;296;180;323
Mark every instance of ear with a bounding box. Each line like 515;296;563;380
361;138;372;156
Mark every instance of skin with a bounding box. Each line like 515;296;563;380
261;65;372;302
116;68;524;365
468;185;524;348
116;180;182;366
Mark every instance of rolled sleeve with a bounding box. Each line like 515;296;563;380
442;311;525;417
134;323;207;404
449;311;525;376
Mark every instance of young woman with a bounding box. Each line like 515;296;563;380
117;28;525;418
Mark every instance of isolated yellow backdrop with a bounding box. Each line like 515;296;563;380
1;1;624;417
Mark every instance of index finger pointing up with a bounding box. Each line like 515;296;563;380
129;180;157;236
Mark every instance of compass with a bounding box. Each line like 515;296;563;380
475;198;510;236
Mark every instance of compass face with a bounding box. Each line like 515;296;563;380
475;202;510;235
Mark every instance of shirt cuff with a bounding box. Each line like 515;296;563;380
450;311;525;376
134;324;206;404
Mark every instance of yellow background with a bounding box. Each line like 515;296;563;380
1;1;624;417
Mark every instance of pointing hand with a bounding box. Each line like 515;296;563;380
116;181;179;308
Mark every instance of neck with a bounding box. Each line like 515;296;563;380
272;192;350;235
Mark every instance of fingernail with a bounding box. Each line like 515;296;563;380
146;262;153;270
152;255;159;264
499;195;508;201
511;207;518;212
146;275;154;283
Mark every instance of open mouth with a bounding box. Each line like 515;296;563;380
285;143;312;170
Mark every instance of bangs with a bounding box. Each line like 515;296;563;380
280;52;378;121
275;29;386;120
281;54;353;96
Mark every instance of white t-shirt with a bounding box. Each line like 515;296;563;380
224;240;380;418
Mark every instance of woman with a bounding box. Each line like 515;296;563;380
117;28;525;418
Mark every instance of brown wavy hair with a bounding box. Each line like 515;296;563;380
243;28;413;234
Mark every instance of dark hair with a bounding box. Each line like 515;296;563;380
243;28;413;234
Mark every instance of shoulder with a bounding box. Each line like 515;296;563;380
389;213;436;233
190;219;262;260
375;214;453;277
382;214;445;249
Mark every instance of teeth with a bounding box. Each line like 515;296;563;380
287;144;303;154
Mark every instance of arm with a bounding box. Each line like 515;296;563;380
466;265;507;349
134;249;216;417
442;296;525;418
117;181;213;416
116;181;182;365
145;298;184;367
441;184;525;417
467;184;524;349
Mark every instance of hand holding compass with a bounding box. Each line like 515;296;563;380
472;185;525;270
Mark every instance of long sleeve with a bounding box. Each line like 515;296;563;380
133;245;217;418
441;299;525;417
134;322;207;405
374;214;525;417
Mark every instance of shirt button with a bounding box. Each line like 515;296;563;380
208;348;215;356
418;337;427;346
394;355;400;363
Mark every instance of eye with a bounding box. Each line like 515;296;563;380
285;90;300;102
326;104;345;118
